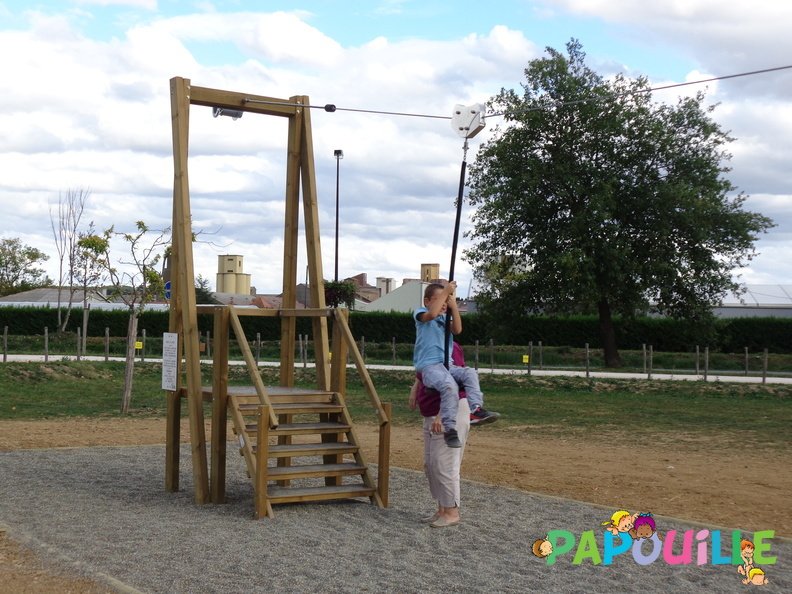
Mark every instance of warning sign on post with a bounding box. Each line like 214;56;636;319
162;332;178;391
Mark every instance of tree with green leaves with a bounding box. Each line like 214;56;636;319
465;40;774;366
324;279;356;309
79;221;167;412
0;238;51;297
195;274;217;304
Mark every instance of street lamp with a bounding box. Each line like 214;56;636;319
333;149;344;282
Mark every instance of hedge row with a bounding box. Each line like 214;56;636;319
1;306;791;353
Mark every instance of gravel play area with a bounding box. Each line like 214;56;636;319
0;444;788;593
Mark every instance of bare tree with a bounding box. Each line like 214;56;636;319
50;188;89;332
79;221;167;413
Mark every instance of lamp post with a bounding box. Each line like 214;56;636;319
333;149;344;282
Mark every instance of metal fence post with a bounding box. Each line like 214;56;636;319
538;340;543;369
77;328;82;361
2;326;7;363
104;327;110;361
44;326;49;363
648;345;653;380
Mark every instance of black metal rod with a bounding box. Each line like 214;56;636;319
444;152;467;368
334;156;340;282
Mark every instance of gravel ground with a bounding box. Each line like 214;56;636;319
0;445;788;593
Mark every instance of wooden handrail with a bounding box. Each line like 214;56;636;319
333;308;388;424
227;308;279;428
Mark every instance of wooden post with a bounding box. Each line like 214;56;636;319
378;402;391;507
255;405;272;519
44;326;49;363
255;332;261;365
104;327;109;361
704;346;709;381
695;345;700;376
210;307;229;503
585;343;590;378
642;344;646;373
648;345;653;380
762;348;768;384
170;76;209;503
527;341;533;376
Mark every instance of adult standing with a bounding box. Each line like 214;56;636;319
409;342;470;528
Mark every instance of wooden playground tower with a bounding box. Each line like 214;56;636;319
165;77;390;518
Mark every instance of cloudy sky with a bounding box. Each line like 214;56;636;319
2;0;791;298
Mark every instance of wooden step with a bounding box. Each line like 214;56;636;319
271;403;344;415
267;484;375;504
255;442;358;458
245;421;350;436
264;462;366;480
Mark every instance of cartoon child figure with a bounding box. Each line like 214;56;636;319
742;567;769;586
737;539;755;576
532;537;553;559
602;510;635;535
629;512;663;541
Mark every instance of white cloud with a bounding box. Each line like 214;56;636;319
1;2;790;296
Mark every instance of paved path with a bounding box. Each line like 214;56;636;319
4;353;792;384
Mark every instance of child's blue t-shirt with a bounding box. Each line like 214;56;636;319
413;306;453;371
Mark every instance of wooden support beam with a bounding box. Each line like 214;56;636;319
378;402;391;508
170;76;209;504
279;96;302;387
189;86;297;118
210;306;230;503
255;405;273;519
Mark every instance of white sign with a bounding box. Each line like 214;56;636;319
161;332;179;391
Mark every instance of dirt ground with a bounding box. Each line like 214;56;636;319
1;417;789;593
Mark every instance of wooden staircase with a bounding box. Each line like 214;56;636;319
225;385;381;518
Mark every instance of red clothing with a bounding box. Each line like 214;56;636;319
416;342;466;417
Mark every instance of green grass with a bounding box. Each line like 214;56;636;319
1;361;790;449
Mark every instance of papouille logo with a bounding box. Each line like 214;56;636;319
532;510;774;587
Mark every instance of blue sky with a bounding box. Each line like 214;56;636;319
1;0;791;295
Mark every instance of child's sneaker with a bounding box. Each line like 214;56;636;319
470;406;500;426
444;429;462;448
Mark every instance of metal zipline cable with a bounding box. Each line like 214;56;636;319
243;63;792;122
